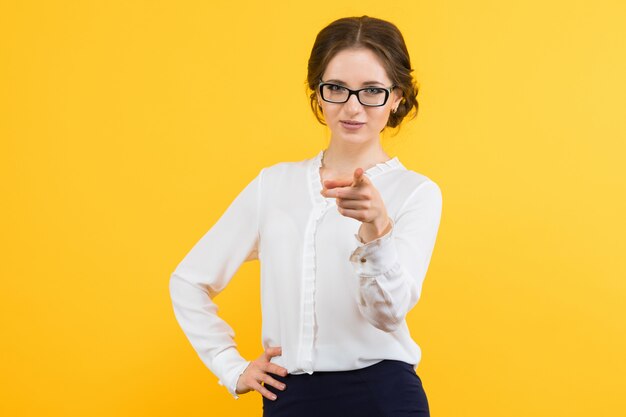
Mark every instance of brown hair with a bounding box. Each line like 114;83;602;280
306;16;419;131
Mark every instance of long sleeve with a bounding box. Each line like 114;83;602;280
349;180;442;332
168;168;264;399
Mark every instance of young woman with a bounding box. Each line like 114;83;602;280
169;15;442;417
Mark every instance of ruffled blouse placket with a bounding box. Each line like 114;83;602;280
296;150;401;373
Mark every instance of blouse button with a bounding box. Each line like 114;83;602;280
360;257;366;263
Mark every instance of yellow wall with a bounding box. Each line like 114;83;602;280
2;1;625;416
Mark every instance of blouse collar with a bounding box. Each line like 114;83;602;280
314;149;402;177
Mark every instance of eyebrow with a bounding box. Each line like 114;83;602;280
324;79;386;87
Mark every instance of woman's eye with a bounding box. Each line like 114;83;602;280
329;85;344;91
364;88;383;94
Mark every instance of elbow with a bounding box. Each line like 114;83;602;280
356;275;422;332
370;315;403;333
357;299;406;333
359;295;419;333
168;272;183;305
169;271;185;294
169;270;200;302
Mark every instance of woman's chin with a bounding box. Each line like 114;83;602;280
331;130;378;144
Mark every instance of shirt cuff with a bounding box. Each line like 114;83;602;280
349;217;399;277
213;347;251;399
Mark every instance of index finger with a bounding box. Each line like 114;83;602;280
351;167;365;187
265;362;289;377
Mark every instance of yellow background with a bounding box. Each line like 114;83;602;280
2;1;625;416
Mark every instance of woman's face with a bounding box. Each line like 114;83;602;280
317;47;402;145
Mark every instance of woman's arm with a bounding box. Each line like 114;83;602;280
169;168;264;399
349;180;443;332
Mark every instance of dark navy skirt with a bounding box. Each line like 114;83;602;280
262;360;430;417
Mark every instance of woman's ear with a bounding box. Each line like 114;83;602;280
391;90;403;111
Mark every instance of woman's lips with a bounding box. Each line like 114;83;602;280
340;120;365;130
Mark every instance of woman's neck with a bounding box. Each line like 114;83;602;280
321;142;391;178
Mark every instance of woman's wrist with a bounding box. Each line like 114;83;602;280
358;216;392;243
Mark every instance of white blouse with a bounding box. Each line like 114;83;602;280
169;149;443;399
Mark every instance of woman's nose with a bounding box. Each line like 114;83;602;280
344;93;363;112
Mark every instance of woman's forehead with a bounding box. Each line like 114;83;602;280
322;48;391;86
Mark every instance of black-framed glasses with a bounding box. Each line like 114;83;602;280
318;80;395;107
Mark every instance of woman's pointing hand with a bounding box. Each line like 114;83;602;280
320;168;392;243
